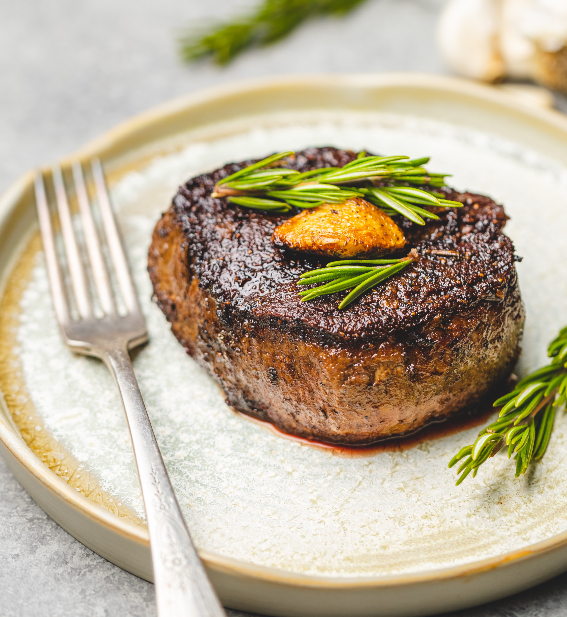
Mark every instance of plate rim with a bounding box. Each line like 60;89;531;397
3;71;567;611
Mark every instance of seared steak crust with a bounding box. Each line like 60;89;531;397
148;147;525;445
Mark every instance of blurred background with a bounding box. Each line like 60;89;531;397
2;0;567;615
3;0;567;196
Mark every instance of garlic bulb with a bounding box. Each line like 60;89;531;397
438;0;567;92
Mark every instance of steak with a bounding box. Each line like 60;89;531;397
148;147;525;445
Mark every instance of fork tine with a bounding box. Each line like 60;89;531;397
91;158;140;314
72;161;116;317
34;172;71;326
52;165;92;319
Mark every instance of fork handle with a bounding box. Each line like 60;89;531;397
103;345;226;617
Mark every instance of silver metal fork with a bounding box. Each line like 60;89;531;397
34;159;226;617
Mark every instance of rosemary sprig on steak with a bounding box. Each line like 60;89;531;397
213;150;462;309
297;253;416;310
213;151;462;225
179;0;369;66
450;327;567;484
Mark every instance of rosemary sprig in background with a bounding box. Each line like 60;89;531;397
180;0;370;65
213;151;461;225
449;327;567;484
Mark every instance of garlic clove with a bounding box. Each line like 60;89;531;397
501;0;540;78
437;0;505;82
501;0;567;90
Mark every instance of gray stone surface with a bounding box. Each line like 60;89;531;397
1;0;567;615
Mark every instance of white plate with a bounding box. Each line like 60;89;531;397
2;74;567;617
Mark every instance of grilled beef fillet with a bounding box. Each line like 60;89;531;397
148;147;524;445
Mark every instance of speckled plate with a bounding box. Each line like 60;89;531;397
3;74;567;617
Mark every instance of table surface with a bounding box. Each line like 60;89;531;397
2;1;567;615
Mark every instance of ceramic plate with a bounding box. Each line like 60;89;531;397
2;74;567;617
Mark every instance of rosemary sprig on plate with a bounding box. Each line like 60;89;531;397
449;327;567;485
297;253;416;310
213;151;462;225
179;0;369;65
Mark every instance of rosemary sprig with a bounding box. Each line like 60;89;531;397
179;0;369;65
213;151;462;225
449;327;567;485
297;253;416;310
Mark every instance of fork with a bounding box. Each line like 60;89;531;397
34;159;226;617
